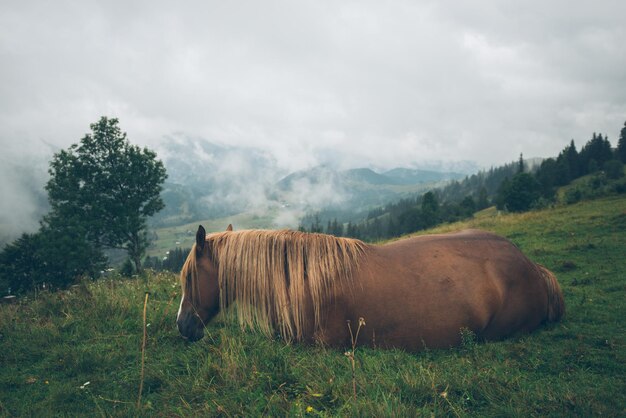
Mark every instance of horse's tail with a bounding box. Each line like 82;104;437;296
537;264;565;322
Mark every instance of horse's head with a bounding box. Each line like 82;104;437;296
176;224;232;341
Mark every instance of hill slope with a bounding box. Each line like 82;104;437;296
1;196;625;416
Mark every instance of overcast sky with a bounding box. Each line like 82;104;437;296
1;0;625;171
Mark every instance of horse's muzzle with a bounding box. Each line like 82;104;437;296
176;313;204;342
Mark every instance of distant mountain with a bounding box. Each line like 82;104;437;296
277;165;341;190
152;135;284;226
275;164;465;215
382;168;464;185
278;166;464;190
344;168;395;185
402;160;480;175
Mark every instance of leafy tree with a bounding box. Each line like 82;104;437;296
45;117;167;272
120;258;136;277
39;216;107;280
617;121;626;163
0;224;106;294
0;233;42;294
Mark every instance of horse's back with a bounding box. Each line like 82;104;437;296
333;229;550;350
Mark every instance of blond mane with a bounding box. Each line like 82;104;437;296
180;244;200;306
181;230;366;341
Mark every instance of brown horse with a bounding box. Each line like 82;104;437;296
176;225;564;351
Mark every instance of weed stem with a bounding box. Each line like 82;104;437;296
137;292;149;409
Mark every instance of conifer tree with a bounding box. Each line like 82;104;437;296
580;132;613;173
617;121;626;163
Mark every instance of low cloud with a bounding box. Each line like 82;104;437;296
0;152;51;246
158;135;354;229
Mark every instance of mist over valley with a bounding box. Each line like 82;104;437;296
0;134;474;249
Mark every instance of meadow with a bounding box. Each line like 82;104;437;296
1;195;625;417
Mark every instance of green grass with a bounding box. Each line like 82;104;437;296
2;196;625;416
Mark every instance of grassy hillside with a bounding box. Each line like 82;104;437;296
147;210;279;257
1;196;625;416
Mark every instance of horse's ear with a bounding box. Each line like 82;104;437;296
226;224;233;232
196;225;206;251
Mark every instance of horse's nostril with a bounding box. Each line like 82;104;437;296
188;330;204;342
177;314;204;342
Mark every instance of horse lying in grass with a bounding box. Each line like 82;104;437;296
177;225;564;351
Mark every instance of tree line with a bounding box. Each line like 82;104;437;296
143;247;190;273
300;189;488;242
498;130;625;211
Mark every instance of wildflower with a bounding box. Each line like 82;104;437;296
306;406;314;413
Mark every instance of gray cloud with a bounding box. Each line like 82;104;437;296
2;1;624;167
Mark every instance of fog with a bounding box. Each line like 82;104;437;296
157;135;353;229
0;151;51;246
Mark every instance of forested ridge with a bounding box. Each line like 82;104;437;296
300;123;626;242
